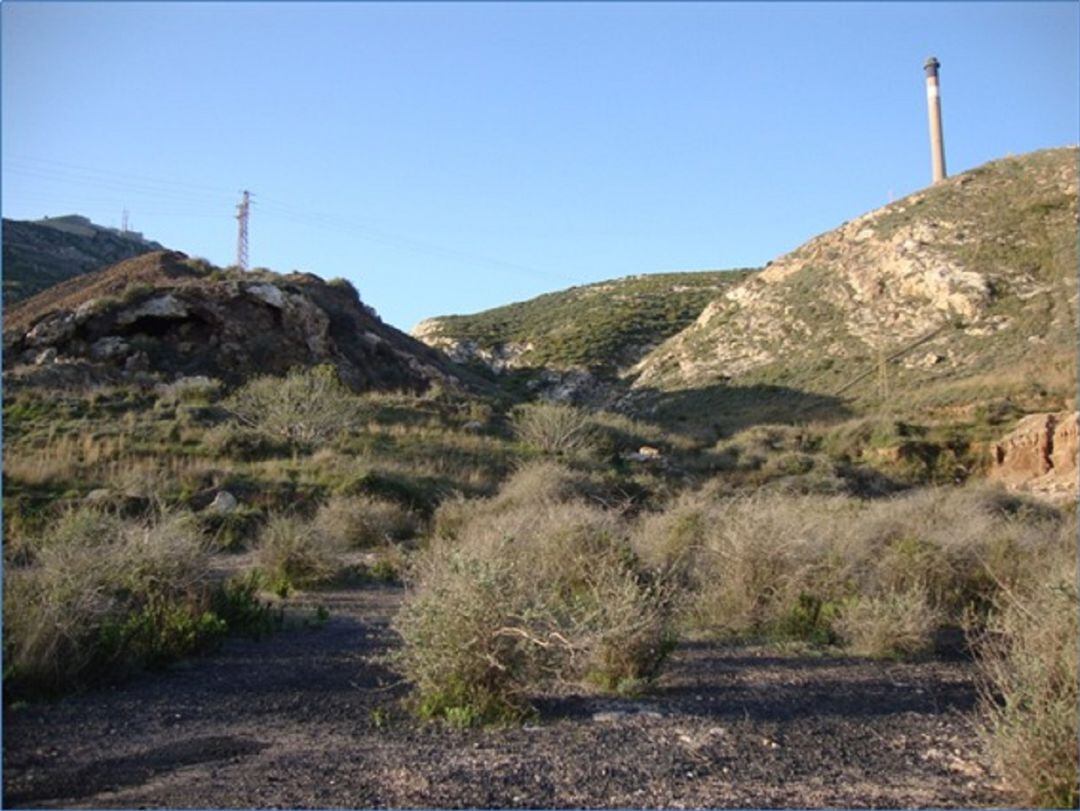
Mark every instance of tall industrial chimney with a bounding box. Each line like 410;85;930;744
924;56;947;183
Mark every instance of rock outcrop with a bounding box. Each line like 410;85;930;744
989;411;1079;500
2;251;483;395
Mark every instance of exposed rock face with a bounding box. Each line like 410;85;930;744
115;294;189;325
629;148;1079;412
2;252;483;396
1051;413;1078;478
989;411;1079;500
411;321;533;373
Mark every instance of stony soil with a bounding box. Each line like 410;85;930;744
2;582;1007;809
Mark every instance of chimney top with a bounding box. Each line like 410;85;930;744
924;56;941;77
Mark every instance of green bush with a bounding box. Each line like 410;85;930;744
211;571;282;639
491;460;598;509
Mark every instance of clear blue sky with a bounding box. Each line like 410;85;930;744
3;2;1078;331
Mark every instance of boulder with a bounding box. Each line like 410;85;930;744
246;283;285;309
90;336;130;361
84;488;114;505
115;294;189;325
124;351;150;373
33;348;57;366
207;490;238;514
25;312;75;347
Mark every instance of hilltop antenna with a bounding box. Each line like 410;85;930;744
924;57;947;183
121;209;130;234
236;190;251;270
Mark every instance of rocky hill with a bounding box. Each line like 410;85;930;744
2;251;480;394
412;269;755;400
3;215;165;305
628;148;1078;422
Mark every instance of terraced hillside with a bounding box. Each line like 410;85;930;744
412;269;756;390
628;147;1078;426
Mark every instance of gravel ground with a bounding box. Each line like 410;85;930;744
2;583;1006;809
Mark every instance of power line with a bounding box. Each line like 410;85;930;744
6;154;236;196
5;155;576;286
255;196;577;285
4;164;232;208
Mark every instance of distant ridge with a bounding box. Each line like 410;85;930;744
2;214;164;306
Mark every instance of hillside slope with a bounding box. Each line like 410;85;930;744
629;147;1078;422
2;215;164;305
412;269;755;398
3;251;482;394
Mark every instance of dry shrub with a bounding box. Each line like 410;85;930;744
429;461;593;544
630;494;709;583
714;424;815;470
3;510;216;695
6;503;130;568
684;493;856;637
492;460;597;509
852;486;1062;617
638;482;1067;654
512;402;598;455
256;514;343;593
394;493;673;724
975;520;1078;808
429;495;476;544
226;364;361;445
314;494;418;548
835;587;941;658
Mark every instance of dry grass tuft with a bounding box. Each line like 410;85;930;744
256;514;343;594
314;494;418;548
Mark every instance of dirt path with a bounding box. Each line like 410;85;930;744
3;582;1006;808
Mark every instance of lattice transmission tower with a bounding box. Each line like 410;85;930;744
236;190;252;270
